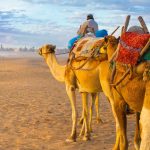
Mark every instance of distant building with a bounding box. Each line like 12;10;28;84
0;44;4;51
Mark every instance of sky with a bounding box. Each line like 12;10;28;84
0;0;149;48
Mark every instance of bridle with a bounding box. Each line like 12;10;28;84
39;48;55;55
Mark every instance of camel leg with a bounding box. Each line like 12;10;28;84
81;92;91;141
95;93;103;124
79;120;85;137
112;102;128;150
79;93;95;136
80;93;102;125
79;109;84;125
66;85;77;142
134;112;141;150
140;83;150;150
89;93;96;132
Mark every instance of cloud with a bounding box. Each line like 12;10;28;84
0;0;149;48
129;0;150;5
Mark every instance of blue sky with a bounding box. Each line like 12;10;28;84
0;0;149;48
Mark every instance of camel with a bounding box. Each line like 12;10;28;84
39;44;104;141
99;35;150;150
39;29;150;149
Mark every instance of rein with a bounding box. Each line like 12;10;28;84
40;51;69;55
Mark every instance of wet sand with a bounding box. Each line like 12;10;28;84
0;52;135;150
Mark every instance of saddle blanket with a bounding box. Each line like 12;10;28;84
71;37;104;58
116;32;150;65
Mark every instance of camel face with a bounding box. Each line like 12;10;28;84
39;44;56;56
99;36;119;54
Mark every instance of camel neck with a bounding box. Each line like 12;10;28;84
45;53;65;82
107;45;117;61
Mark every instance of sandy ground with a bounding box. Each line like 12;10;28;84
0;52;136;150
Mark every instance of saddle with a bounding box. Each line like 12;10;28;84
69;37;104;58
111;32;150;85
67;37;107;70
116;32;150;65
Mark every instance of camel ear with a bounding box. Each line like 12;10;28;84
52;45;56;50
46;44;56;53
104;36;108;43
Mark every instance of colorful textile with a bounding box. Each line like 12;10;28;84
116;32;150;65
72;37;104;58
68;35;81;49
68;29;108;50
95;29;108;38
142;47;150;61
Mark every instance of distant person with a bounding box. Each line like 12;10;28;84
77;14;99;37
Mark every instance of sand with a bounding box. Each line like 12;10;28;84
0;52;136;150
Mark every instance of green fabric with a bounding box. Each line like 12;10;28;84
143;47;150;60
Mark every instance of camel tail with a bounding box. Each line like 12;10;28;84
140;82;150;150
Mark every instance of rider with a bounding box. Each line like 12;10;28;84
77;14;99;37
68;14;103;50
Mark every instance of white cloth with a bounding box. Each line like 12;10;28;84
86;19;98;33
77;19;98;35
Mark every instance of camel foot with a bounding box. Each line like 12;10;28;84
66;136;76;142
83;135;91;141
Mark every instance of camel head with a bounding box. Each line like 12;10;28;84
100;35;119;59
39;44;56;56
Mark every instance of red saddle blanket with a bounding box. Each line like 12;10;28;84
116;32;150;65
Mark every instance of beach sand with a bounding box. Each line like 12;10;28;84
0;52;135;150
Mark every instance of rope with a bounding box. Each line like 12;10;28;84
69;49;95;70
55;51;69;55
111;68;130;86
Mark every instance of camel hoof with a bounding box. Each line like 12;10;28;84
66;137;76;143
83;136;90;141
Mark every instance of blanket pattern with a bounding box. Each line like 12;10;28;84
72;37;104;58
116;32;150;65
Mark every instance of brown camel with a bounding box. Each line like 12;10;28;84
99;35;150;150
39;44;104;141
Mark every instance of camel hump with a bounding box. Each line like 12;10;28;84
72;37;104;58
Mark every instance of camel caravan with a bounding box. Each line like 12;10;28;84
39;15;150;150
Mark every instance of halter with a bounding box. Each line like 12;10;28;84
39;49;55;55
